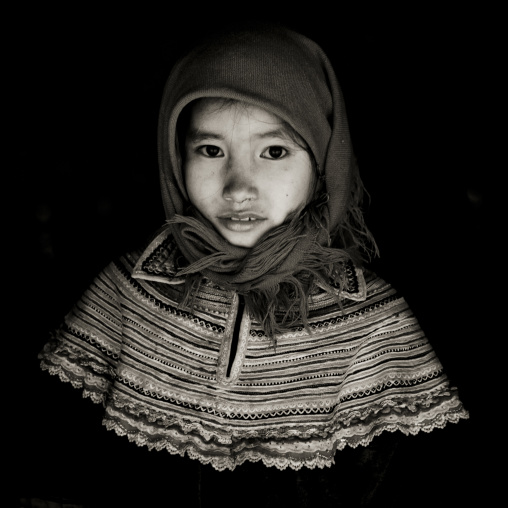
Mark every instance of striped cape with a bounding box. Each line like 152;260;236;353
39;229;469;471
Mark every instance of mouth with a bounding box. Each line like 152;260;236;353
218;212;265;221
230;216;260;222
217;212;267;232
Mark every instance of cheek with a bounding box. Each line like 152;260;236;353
285;166;315;207
185;165;220;204
291;180;312;207
268;174;312;220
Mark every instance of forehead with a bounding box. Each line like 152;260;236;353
186;98;292;137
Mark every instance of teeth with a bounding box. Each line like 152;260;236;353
231;217;255;221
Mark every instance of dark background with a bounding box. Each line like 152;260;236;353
12;5;499;507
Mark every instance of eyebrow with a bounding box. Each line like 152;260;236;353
186;127;294;144
255;128;292;141
186;130;224;143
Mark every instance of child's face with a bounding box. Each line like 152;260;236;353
183;99;314;248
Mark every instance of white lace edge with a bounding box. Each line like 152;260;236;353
40;358;468;444
40;363;469;471
102;410;468;471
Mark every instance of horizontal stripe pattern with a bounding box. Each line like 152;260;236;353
39;237;468;470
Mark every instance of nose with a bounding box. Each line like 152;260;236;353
222;159;258;203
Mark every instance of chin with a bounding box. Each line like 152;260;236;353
220;230;261;249
225;236;259;248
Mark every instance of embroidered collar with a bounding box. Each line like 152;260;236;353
132;228;367;301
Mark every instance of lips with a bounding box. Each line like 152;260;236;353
216;212;267;233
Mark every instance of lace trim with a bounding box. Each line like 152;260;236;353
102;395;468;471
106;382;462;431
40;342;469;471
39;341;113;403
39;360;108;405
40;340;114;376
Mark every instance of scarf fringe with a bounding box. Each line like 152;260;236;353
167;181;377;342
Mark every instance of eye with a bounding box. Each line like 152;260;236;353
198;145;224;158
261;146;288;160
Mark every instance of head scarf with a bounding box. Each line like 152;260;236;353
157;25;376;336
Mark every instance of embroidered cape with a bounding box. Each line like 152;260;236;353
39;230;468;471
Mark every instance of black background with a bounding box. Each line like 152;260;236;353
12;5;499;507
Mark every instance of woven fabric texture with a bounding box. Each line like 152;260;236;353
39;231;468;471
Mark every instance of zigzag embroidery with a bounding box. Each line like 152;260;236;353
114;259;226;334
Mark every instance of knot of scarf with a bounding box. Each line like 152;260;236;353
166;205;354;339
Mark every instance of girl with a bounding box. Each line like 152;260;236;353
39;24;468;504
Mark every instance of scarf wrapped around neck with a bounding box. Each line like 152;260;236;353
157;24;377;337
